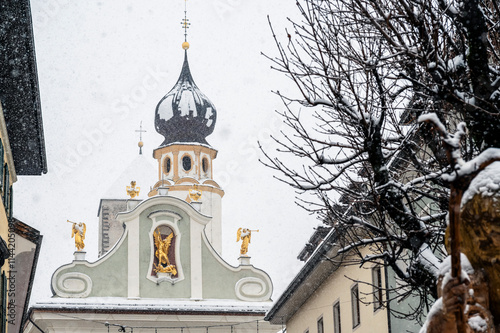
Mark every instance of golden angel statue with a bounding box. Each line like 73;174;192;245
237;228;259;256
153;229;177;276
126;181;140;198
69;220;86;251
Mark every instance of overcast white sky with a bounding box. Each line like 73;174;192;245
14;0;319;303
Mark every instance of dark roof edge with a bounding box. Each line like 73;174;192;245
264;228;339;322
25;0;47;174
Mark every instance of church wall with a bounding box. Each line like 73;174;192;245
51;195;272;302
201;191;222;253
52;234;129;298
138;204;192;298
201;238;273;301
98;199;128;257
167;189;222;254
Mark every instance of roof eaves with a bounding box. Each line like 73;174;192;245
265;228;340;323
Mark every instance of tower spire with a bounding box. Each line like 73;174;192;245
181;0;190;50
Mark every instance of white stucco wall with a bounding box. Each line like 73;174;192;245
287;252;389;333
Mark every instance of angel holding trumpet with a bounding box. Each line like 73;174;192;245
68;220;86;251
236;228;259;256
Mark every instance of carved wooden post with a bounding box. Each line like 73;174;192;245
449;184;465;333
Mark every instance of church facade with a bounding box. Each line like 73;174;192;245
24;41;279;333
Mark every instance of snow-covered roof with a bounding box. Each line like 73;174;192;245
32;297;273;314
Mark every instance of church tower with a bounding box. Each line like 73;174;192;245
148;41;224;254
25;6;280;332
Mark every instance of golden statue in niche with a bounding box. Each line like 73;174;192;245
68;220;86;251
153;228;177;276
126;181;140;198
236;228;259;256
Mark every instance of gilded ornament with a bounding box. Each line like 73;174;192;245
126;181;140;198
68;220;86;251
236;228;259;256
153;228;177;276
189;184;202;202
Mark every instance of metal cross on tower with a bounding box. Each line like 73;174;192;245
135;121;146;155
181;0;190;42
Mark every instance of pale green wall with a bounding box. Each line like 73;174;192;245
53;200;272;301
201;242;272;299
53;234;129;297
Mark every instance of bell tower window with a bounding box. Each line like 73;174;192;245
163;157;171;174
182;155;192;171
202;157;209;173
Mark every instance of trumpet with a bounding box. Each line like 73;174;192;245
249;229;260;232
66;219;81;224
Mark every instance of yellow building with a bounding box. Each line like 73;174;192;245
0;1;47;332
265;229;389;333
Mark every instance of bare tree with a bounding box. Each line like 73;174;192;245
262;0;500;321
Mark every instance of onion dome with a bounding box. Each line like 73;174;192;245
155;51;217;147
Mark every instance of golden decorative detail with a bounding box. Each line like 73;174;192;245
153;228;177;276
68;220;86;251
189;184;202;202
236;228;259;256
126;181;140;198
182;41;190;50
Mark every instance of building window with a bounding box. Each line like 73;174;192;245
333;301;341;333
3;163;9;207
202;157;209;173
181;155;192;172
351;284;360;328
317;316;324;333
372;266;383;310
4;186;12;219
163;157;171;174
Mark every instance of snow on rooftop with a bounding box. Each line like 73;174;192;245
32;297;273;313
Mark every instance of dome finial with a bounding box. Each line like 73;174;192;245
155;0;217;147
181;0;190;50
